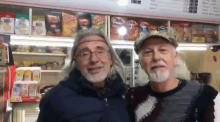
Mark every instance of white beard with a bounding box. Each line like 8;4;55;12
83;71;109;83
147;69;170;82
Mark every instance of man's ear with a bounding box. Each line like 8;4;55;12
174;52;179;66
139;60;143;69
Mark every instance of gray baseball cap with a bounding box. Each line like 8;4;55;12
134;32;178;54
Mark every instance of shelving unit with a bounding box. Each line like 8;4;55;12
41;70;61;73
12;52;66;57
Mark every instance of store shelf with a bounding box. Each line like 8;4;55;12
12;52;66;57
41;70;61;73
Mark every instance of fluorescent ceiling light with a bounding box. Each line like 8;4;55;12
178;43;208;47
10;35;74;47
177;47;207;51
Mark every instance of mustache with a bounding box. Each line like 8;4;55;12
150;61;166;68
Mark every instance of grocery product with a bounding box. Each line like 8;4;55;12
62;12;78;37
126;19;139;40
20;84;29;97
0;36;9;64
45;11;62;36
32;15;46;36
92;14;106;34
32;68;41;82
28;84;37;97
0;13;15;34
192;24;205;43
23;70;32;81
15;13;29;35
15;68;24;81
110;16;127;40
77;13;92;31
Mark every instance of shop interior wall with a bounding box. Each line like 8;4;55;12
180;49;220;91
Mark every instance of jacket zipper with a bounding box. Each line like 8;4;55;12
104;98;108;106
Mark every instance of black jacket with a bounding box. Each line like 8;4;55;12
37;68;131;122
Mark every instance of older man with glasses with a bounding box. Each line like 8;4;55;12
37;29;131;122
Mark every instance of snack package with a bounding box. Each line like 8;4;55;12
52;62;62;70
192;24;205;43
20;84;29;97
46;62;53;70
92;14;106;34
126;19;139;40
28;84;37;97
47;46;64;54
32;16;46;36
0;37;9;64
62;12;78;37
23;70;32;81
32;68;41;82
77;13;92;31
45;11;62;36
0;13;15;34
110;16;127;40
140;21;150;37
204;25;218;43
139;19;168;37
16;68;24;81
171;22;192;42
15;13;29;35
13;84;22;96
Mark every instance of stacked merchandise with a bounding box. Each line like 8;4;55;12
10;67;41;102
0;10;107;36
170;21;192;42
14;61;63;70
110;16;168;40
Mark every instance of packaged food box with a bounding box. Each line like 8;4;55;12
77;13;92;31
92;14;106;34
20;84;29;97
23;70;32;81
28;84;37;97
32;68;41;82
45;11;62;36
32;15;46;36
125;19;139;40
16;68;24;81
15;13;29;35
0;13;15;34
110;16;127;40
13;84;22;96
62;12;78;37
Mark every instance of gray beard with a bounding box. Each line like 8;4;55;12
147;70;170;82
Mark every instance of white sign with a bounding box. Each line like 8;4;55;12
2;0;220;24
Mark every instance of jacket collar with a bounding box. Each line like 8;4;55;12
60;68;126;98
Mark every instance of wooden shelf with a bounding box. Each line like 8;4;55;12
12;52;66;57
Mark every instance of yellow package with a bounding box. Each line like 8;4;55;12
62;12;78;37
32;70;41;82
23;70;32;81
192;36;205;43
16;69;24;81
23;61;33;67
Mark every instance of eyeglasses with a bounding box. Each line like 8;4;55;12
76;49;110;60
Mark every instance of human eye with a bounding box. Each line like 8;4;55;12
97;50;105;54
80;51;90;57
143;50;152;56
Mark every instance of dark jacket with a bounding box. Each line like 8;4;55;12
37;68;131;122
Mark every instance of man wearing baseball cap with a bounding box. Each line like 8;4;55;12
127;32;220;122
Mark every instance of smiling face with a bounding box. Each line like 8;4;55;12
75;35;112;83
139;37;178;82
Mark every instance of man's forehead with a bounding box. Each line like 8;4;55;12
77;41;108;50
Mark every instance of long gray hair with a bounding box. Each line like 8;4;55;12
61;28;125;82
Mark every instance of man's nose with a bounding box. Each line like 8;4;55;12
90;52;99;63
153;51;161;62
